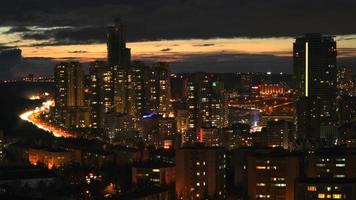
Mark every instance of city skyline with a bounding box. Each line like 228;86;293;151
1;1;356;200
1;0;356;78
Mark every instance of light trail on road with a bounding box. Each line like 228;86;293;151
19;100;77;138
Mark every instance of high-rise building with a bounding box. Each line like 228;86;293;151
247;150;301;200
300;148;356;199
53;62;86;128
294;33;337;125
107;18;131;67
186;73;226;143
176;109;189;135
146;62;173;117
131;160;175;187
231;147;275;197
198;127;220;147
220;124;253;149
296;97;321;148
170;74;188;101
126;61;148;117
141;113;177;148
54;62;84;108
61;107;91;129
296;178;356;200
89;61;113;129
112;65;127;113
265;120;295;150
305;148;356;179
175;146;226;199
294;33;337;99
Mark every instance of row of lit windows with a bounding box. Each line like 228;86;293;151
318;193;343;199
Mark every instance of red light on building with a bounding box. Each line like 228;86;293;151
163;140;173;149
199;128;203;143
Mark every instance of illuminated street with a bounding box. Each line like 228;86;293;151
19;100;77;138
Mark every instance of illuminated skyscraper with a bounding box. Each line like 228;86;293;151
294;34;337;147
294;34;337;99
112;65;127;113
54;62;84;108
146;62;173;116
89;61;113;129
107;18;131;67
294;34;337;123
53;62;87;128
185;73;226;143
126;61;148;117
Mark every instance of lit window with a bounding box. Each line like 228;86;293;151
307;186;317;191
333;194;342;199
318;193;325;198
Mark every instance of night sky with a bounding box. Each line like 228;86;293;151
1;0;356;78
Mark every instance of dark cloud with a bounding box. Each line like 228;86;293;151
170;53;356;74
4;26;31;34
160;48;172;52
192;43;215;47
0;0;355;44
134;52;293;73
171;53;292;73
67;50;88;54
11;57;56;77
0;0;356;78
0;47;22;79
22;33;51;40
19;26;107;45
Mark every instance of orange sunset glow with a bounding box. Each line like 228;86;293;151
17;36;356;63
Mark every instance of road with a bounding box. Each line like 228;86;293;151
19;100;77;138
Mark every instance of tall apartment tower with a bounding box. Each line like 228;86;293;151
54;62;85;108
107;18;131;67
294;34;337;147
294;33;337;100
185;73;226;143
126;61;148;117
89;61;113;129
175;146;226;200
146;62;173;116
53;62;89;128
112;65;127;113
247;150;301;200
